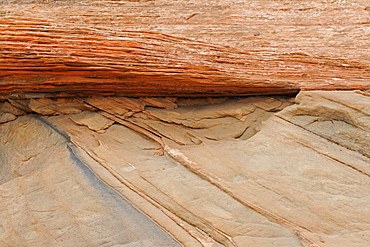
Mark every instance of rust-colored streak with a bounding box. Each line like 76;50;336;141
1;17;369;99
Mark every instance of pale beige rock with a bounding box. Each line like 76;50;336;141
5;98;92;116
0;112;16;124
48;113;303;247
70;111;115;132
0;101;26;116
7;99;33;113
175;98;228;107
0;115;181;247
84;97;132;115
127;97;293;144
28;98;88;115
141;97;178;109
111;97;146;112
1;91;369;247
278;91;370;157
166;91;370;246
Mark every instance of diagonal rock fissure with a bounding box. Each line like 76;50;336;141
138;175;236;247
37;113;241;246
295;138;370;178
162;144;319;247
277;114;370;160
34;115;185;246
91;112;237;246
48;106;313;246
2;91;369;246
84;108;318;245
43;96;322;245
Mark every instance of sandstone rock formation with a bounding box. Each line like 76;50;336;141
1;91;370;246
1;0;370;246
1;0;370;98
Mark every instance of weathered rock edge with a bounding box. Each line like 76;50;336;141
1;16;369;99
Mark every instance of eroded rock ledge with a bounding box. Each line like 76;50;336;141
1;0;370;98
1;91;369;246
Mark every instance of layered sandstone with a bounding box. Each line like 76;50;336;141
1;91;370;246
1;0;370;246
1;0;370;98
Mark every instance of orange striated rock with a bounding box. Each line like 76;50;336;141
2;1;370;246
1;0;370;99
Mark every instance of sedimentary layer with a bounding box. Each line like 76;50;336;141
1;91;369;246
1;0;370;98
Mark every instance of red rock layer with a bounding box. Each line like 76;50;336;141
0;4;369;98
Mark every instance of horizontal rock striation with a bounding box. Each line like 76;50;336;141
1;0;370;246
1;0;370;98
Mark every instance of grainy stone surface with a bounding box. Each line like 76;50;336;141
0;115;181;247
0;0;369;99
1;91;369;246
1;1;369;245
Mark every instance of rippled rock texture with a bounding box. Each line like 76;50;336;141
1;0;370;246
1;91;370;246
1;0;370;98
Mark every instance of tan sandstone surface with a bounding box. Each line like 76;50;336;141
1;90;370;246
1;0;370;246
